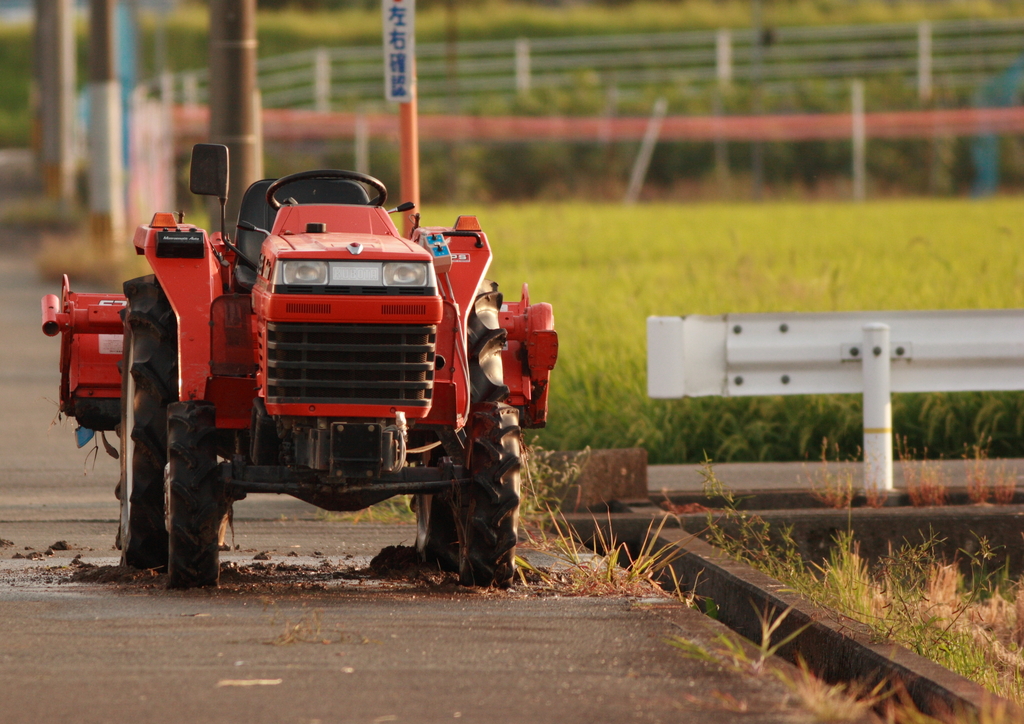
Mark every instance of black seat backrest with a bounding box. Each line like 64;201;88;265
234;177;372;262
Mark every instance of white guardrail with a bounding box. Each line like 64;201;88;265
647;310;1024;490
155;18;1024;111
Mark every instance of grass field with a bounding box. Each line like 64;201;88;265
421;198;1024;462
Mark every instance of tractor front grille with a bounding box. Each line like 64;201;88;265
265;322;435;406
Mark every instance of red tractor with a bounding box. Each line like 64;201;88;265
41;144;558;589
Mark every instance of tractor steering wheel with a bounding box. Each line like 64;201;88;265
265;169;388;210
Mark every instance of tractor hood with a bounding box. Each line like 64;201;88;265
266;231;428;261
257;204;432;290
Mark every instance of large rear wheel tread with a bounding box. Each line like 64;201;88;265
118;275;177;571
167;401;223;589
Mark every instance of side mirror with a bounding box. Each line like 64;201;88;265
189;143;229;199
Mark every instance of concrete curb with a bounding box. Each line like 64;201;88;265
562;512;1016;720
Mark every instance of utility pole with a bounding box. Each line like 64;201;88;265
209;0;259;227
89;0;125;256
37;0;76;203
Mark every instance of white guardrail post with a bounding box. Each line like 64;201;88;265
861;323;892;490
648;310;1024;491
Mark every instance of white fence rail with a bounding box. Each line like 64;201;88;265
647;309;1024;489
162;18;1024;111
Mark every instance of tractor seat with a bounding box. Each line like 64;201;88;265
234;177;372;263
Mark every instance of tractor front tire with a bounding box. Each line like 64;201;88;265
459;402;522;588
417;280;512;573
118;276;177;570
166;401;224;589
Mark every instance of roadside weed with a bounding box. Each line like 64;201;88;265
518;511;683;598
699;460;1024;705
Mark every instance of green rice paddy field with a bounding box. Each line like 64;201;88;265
422;198;1024;463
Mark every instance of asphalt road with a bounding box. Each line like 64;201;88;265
0;246;830;724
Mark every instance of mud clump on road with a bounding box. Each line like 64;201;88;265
369;545;419;574
369;545;461;587
71;564;164;586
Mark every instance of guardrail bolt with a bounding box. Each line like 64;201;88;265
850;347;860;356
732;325;742;334
781;375;790;384
895;346;905;356
873;346;882;356
779;323;788;332
734;375;743;385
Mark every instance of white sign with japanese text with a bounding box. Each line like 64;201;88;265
383;0;415;102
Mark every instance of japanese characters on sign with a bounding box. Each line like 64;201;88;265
383;0;415;102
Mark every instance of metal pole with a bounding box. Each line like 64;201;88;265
314;47;331;113
750;0;764;201
851;79;865;202
624;97;667;204
716;29;732;87
89;0;125;256
515;38;531;95
713;88;729;198
862;323;893;492
918;21;933;103
399;79;420;236
38;0;76;203
444;0;459;203
31;0;43;159
209;0;258;227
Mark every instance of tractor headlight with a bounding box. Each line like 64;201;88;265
280;260;328;285
383;262;428;287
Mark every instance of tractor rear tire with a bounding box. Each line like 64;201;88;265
458;402;522;588
118;276;177;571
166;401;224;589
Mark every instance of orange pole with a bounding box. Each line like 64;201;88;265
399;84;420;237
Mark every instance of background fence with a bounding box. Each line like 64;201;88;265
154;18;1024;111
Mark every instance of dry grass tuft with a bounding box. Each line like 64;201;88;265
806;439;855;509
965;442;992;505
899;440;949;507
518;512;681;598
992;465;1017;505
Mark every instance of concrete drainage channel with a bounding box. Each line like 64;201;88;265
563;507;1011;720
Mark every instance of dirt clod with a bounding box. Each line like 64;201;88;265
49;540;71;551
369;545;420;574
71;565;162;584
253;552;272;561
0;538;13;547
367;545;461;587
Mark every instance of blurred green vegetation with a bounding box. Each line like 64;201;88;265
424;198;1024;463
5;0;1024;149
